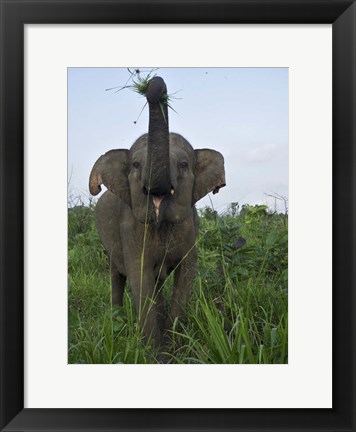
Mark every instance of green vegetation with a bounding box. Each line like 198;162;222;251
68;202;288;364
105;68;178;120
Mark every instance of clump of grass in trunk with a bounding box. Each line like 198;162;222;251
106;69;179;124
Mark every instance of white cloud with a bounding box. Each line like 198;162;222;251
244;142;279;163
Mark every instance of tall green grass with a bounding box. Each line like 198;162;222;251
68;203;288;364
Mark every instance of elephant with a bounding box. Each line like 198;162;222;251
89;76;225;345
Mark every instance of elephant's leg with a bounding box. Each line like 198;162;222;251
168;249;197;327
155;280;166;331
111;267;126;306
127;266;162;345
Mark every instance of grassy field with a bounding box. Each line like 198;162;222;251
68;203;288;364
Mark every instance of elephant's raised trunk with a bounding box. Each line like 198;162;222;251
143;76;171;196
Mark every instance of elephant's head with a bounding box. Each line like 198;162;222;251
89;77;225;224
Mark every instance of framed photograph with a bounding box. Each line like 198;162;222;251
1;0;355;431
67;65;289;368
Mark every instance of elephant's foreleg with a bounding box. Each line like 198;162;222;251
168;249;197;327
128;268;162;345
155;280;166;331
111;268;126;306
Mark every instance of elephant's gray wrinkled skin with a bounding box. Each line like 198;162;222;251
89;77;225;345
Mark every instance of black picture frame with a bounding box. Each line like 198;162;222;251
1;0;355;431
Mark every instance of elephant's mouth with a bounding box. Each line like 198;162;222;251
152;188;175;221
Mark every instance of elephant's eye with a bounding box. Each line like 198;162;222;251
179;161;188;169
132;161;140;169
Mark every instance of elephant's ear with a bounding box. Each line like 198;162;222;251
89;149;131;206
193;149;226;204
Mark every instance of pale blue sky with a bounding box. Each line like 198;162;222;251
68;67;288;213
